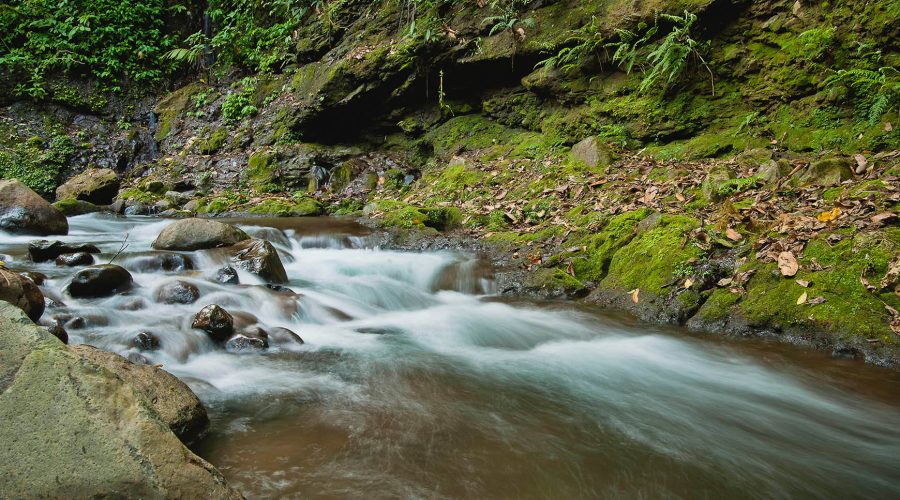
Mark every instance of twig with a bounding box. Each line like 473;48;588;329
108;232;130;265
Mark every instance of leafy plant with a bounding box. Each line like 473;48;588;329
537;16;604;74
823;66;899;125
221;77;259;124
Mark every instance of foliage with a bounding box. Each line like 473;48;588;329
537;16;604;74
824;66;899;125
221;77;259;124
608;11;714;95
482;0;533;38
0;0;177;97
0;134;75;194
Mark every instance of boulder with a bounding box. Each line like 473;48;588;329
124;202;150;216
0;303;241;498
132;331;161;351
228;239;288;283
155;280;200;305
225;326;269;353
70;344;210;444
0;268;44;322
18;271;46;286
571;136;614;170
0;179;68;236
794;157;853;187
268;326;305;346
28;240;100;262
701;164;736;201
214;266;239;285
124;252;194;273
191;304;234;342
55;168;120;205
53;197;102;216
67;265;133;298
55;252;95;267
153;218;250;251
245;226;292;248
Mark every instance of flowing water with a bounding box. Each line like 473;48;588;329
2;214;900;499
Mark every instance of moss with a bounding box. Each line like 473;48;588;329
246;151;280;193
600;214;702;299
739;230;900;342
524;268;587;297
570;209;653;282
196;127;228;155
117;187;159;204
248;196;321;216
53;197;99;216
694;288;742;322
153;83;202;142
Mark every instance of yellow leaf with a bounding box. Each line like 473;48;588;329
629;288;640;304
797;291;808;305
817;207;841;223
683;278;694;289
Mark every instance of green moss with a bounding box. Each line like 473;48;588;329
196;127;228;155
248;195;321;216
246;151;280;193
52;197;99;216
694;288;742;322
153;83;202;142
570;209;653;282
739;230;900;342
117;187;159;204
600;214;702;299
524;268;587;297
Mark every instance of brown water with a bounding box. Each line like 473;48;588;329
3;214;899;499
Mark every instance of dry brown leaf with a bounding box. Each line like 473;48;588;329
854;154;868;174
675;192;686;202
683;278;694;289
717;277;733;287
629;288;640;304
778;251;799;277
807;296;826;305
797;291;808;305
725;228;743;241
796;279;811;287
871;212;898;226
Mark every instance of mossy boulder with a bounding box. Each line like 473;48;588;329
53;197;100;216
55;168;119;205
701;164;736;201
570;136;614;170
248;196;321;216
0;179;68;235
794;158;854;187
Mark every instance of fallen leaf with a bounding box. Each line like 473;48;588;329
871;212;898;226
796;279;811;287
854;154;868;174
817;207;841;223
684;278;694;289
725;228;743;241
807;296;826;305
778;251;799;277
797;291;808;305
885;122;893;132
629;288;640;304
566;261;575;277
860;275;875;292
717;277;733;287
675;192;686;202
880;257;900;290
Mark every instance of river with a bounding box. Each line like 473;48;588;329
2;214;899;498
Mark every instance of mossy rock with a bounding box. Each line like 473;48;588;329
53;197;100;216
793;158;854;187
571;209;653;283
196;128;228;155
247;196;321;217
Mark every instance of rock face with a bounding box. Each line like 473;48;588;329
0;303;241;498
192;304;234;342
67;264;133;298
55;167;120;205
155;280;201;304
70;344;210;444
153;218;250;251
0;180;68;236
28;240;101;262
0;268;44;322
229;239;288;283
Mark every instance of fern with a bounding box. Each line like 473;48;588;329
823;66;899;125
536;16;605;74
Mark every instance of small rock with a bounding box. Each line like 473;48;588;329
225;326;269;353
126;352;151;365
117;297;146;311
155;280;201;305
67;264;133;298
53;198;101;216
245;227;292;248
29;240;100;262
192;304;234;342
63;316;86;330
55;252;95;267
125;253;194;273
45;322;69;344
268;326;304;345
228;239;288;283
213;266;239;285
55;168;120;205
152;218;250;251
795;158;853;187
570;136;614;170
0;179;68;235
132;331;161;351
0;268;44;322
124;202;150;216
702;164;736;201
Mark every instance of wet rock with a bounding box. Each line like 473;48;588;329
268;326;305;345
125;252;194;273
117;297;146;311
45;322;69;344
165;190;193;206
133;331;161;351
53;197;101;216
18;270;47;286
67;264;133;298
55;252;95;267
109;198;125;214
28;240;101;262
0;303;241;498
152;218;250;251
245;226;291;248
228;239;288;283
55;168;120;205
795;157;853;187
70;344;211;445
191;304;234;342
758;159;792;184
126;352;151;365
264;283;296;294
155;280;201;305
183;199;201;212
832;346;864;361
0;268;44;322
213;266;240;285
61;316;86;330
230;311;260;330
225;326;269;353
570;136;614;170
0;179;68;235
123;202;150;216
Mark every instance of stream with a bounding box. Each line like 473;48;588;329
2;214;899;499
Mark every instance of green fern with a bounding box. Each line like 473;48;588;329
536;16;605;74
823;67;899;125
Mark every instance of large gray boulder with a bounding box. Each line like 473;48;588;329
0;268;44;322
55;168;120;205
153;218;249;251
228;239;288;283
70;345;210;444
0;303;241;498
0;179;68;235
